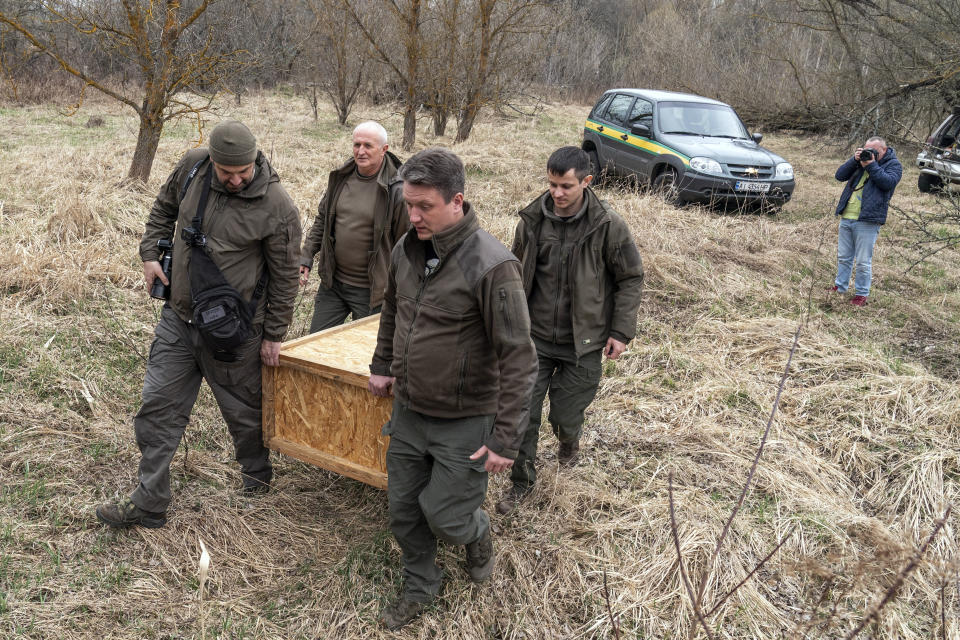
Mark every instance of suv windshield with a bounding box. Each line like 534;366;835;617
657;101;749;139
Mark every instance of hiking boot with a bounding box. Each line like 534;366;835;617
558;441;580;467
465;530;495;582
496;485;531;516
96;497;166;529
849;295;868;306
381;597;425;630
242;478;270;494
826;284;841;293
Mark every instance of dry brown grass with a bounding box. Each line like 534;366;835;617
1;91;959;639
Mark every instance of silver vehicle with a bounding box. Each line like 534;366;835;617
916;106;960;192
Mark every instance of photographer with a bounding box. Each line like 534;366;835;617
97;120;301;529
827;136;902;306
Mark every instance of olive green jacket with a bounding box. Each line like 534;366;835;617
300;152;408;308
370;205;537;459
513;187;644;358
140;148;302;342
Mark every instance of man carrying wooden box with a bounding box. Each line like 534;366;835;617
367;147;537;630
299;121;408;332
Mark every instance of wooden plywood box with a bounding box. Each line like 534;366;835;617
263;315;391;489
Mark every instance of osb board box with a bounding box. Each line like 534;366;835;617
263;314;391;489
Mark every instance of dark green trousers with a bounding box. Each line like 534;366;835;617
309;279;379;333
510;337;603;490
131;306;271;513
385;399;494;603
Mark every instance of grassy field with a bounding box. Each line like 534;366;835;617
0;91;958;639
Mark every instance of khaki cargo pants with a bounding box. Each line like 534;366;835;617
309;279;379;333
130;306;272;513
510;337;603;490
384;399;494;603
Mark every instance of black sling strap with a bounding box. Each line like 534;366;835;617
188;167;269;308
186;166;269;361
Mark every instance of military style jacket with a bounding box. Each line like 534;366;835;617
140;148;302;342
513;187;644;358
370;206;537;459
300;151;408;308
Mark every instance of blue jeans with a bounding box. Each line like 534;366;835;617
835;218;881;297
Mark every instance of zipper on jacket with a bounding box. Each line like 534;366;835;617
553;222;566;343
456;354;468;410
499;288;513;339
399;266;432;400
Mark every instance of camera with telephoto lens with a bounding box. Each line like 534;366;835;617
149;239;173;300
859;148;875;162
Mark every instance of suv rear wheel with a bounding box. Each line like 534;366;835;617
652;168;683;206
588;149;607;187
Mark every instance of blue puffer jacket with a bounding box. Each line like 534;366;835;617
833;147;903;224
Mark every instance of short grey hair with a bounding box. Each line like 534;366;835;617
866;136;887;148
398;147;465;203
353;121;388;146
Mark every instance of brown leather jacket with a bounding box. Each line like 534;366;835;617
513;187;644;358
140;148;302;342
300;152;408;308
370;205;537;459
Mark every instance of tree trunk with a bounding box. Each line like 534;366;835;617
401;0;421;151
433;107;448;136
455;102;479;143
127;112;164;183
402;102;416;151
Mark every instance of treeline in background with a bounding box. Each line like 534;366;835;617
2;0;958;181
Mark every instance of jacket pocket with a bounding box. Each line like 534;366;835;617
203;328;263;393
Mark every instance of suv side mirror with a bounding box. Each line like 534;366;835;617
630;122;651;137
751;132;763;143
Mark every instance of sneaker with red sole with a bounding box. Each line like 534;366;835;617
826;285;840;292
849;295;868;306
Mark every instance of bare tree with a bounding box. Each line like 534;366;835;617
0;0;243;182
342;0;422;150
303;0;369;125
762;0;960;142
423;0;460;137
453;0;549;143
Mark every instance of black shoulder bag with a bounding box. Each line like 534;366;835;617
185;167;268;362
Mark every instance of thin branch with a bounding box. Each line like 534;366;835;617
704;524;798;618
693;221;829;607
602;569;621;640
669;472;716;640
843;504;953;640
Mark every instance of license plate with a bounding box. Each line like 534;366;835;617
734;180;770;192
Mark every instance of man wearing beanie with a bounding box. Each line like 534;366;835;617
300;121;408;332
96;120;302;529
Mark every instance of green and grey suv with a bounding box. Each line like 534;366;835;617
582;89;795;208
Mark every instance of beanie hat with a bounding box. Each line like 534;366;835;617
209;120;257;166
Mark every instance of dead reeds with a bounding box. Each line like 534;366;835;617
0;92;957;638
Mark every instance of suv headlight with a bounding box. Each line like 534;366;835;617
775;162;794;179
690;157;723;175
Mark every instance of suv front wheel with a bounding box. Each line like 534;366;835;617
652;168;683;206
